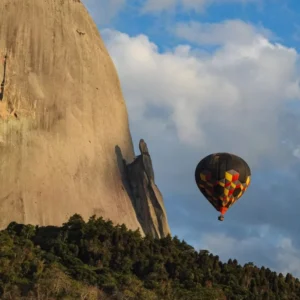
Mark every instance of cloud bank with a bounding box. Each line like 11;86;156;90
141;0;261;13
100;19;300;276
102;21;300;167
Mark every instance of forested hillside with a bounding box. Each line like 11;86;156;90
0;214;299;299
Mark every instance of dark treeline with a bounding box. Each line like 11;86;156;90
0;214;299;299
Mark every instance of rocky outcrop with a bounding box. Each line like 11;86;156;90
0;0;170;238
125;139;171;238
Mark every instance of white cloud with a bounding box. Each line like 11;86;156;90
82;0;126;25
200;232;268;261
199;232;300;277
175;20;274;45
102;21;300;169
293;146;300;159
276;238;300;276
142;0;176;12
142;0;261;13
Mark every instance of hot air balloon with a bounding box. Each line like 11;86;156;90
195;152;251;221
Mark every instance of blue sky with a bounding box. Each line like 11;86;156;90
83;0;300;277
89;0;300;50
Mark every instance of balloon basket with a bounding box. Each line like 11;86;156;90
218;215;224;221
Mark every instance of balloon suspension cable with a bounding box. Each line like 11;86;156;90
218;214;224;221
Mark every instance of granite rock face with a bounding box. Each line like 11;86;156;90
0;0;140;231
0;0;170;238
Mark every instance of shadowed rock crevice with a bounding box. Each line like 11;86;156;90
115;145;135;205
118;139;171;239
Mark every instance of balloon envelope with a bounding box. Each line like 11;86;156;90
195;152;251;217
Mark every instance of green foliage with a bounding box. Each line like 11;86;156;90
0;214;299;299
